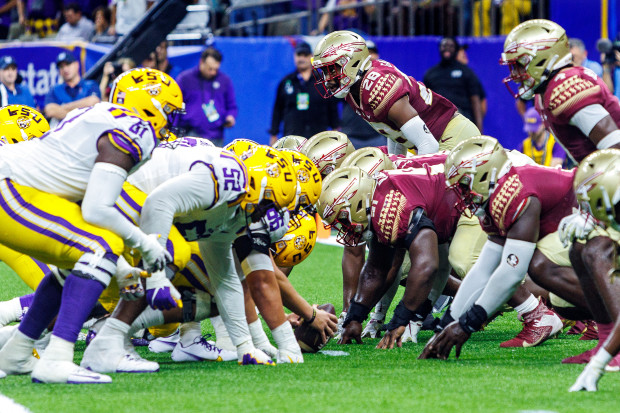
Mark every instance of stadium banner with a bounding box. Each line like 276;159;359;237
0;37;551;150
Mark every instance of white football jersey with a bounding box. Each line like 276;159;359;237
128;137;248;243
0;102;157;202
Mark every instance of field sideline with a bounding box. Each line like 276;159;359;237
0;243;618;413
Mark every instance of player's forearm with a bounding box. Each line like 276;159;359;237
274;265;313;320
342;245;365;311
352;262;393;309
246;269;287;329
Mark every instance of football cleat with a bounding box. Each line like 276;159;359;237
276;348;304;364
115;354;160;373
0;325;17;350
563;345;601;364
604;353;620;372
579;321;599;341
171;336;236;362
32;359;111;384
0;369;5;379
401;321;423;344
238;348;275;366
81;334;159;373
148;328;180;353
0;332;38;375
334;312;346;341
361;316;384;339
500;300;563;348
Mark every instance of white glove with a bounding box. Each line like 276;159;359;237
569;349;612;392
558;208;597;247
138;233;172;272
145;270;181;310
115;256;145;301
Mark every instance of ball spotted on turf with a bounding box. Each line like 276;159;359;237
294;303;336;353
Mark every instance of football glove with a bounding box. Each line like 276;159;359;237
115;256;145;301
145;270;180;310
139;234;172;272
569;349;612;392
558;208;596;248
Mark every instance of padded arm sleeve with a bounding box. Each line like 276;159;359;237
569;104;609;137
140;167;217;243
82;162;147;248
387;138;407;155
400;116;438;155
474;238;536;316
448;240;503;319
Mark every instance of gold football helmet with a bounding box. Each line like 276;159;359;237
317;166;375;246
0;105;49;144
239;145;298;216
312;30;372;98
445;136;509;216
500;19;571;100
224;139;259;158
574;149;620;232
301;131;355;178
272;210;317;267
109;68;184;139
280;150;322;212
341;147;395;177
273;135;307;151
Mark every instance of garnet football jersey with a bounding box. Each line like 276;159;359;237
346;59;457;149
480;165;576;238
535;66;620;163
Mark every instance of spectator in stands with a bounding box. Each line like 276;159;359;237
90;5;112;42
229;0;266;36
0;0;17;39
56;3;94;41
340;40;383;148
44;51;100;126
269;41;339;144
109;0;152;37
98;57;135;101
518;107;565;168
17;0;60;38
316;0;375;35
0;55;35;108
424;37;484;131
569;38;603;78
155;40;182;79
64;1;106;17
175;47;237;147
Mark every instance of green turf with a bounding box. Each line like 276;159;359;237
0;243;618;413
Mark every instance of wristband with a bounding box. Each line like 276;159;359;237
343;301;371;328
305;307;317;324
436;309;454;333
458;304;488;334
386;299;432;331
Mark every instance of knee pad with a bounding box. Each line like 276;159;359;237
549;292;575;309
72;252;117;287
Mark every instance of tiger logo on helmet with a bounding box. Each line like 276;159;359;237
499;19;571;100
272;210;317;267
444;136;510;217
109;68;184;140
273;135;307;152
300;130;354;178
574;149;620;233
280;149;322;213
239;145;298;216
0;105;50;145
341;147;395;178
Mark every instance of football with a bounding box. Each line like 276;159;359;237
294;303;336;353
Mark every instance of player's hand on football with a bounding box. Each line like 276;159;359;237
139;234;172;272
376;326;406;350
338;320;363;345
309;304;338;344
287;313;303;328
558;208;596;247
145;270;180;310
418;321;470;360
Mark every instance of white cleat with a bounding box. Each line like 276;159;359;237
0;369;5;379
257;342;278;359
172;336;237;362
361;317;384;339
0;325;17;350
0;334;38;375
82;335;159;374
115;354;159;373
32;359;111;384
276;348;304;364
148;329;180;353
401;321;423;343
238;348;275;366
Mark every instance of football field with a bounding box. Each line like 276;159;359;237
0;243;618;413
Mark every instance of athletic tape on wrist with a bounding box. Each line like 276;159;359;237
458;304;487;333
343;301;371;328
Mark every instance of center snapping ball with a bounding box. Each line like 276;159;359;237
294;303;336;353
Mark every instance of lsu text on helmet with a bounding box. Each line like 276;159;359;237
239;145;298;217
273;135;307;151
272;209;317;267
280;149;322;213
301;130;355;178
0;104;49;144
341;147;395;177
109;68;184;140
500;19;571;100
312;30;372;98
317;166;375;246
574;149;620;232
445;136;510;217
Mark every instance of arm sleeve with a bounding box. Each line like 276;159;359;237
569;104;609;136
139;167;217;242
400;116;438;155
474;238;537;316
